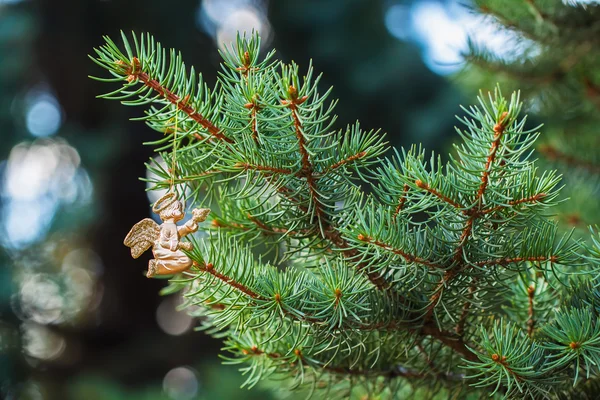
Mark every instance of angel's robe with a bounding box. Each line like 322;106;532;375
152;220;197;271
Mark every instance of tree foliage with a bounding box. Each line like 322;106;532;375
90;31;600;399
464;0;600;236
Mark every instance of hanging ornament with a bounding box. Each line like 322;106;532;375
124;98;209;277
124;192;210;277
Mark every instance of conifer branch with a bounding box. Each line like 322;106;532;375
195;261;260;299
119;57;233;143
193;258;477;363
426;111;511;320
329;151;367;170
480;193;546;215
325;230;392;290
473;255;558;268
421;325;478;362
357;234;444;270
477;111;509;200
282;86;323;223
415;179;464;209
393;184;409;220
235;162;294;175
92;32;593;398
477;3;546;44
243;345;465;381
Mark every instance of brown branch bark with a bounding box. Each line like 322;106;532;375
329;151;367;170
421;324;478;362
415;179;464;209
480;193;546;215
195;261;260;299
235;162;293;175
281;87;323;223
527;284;535;337
357;235;444;270
477;111;508;200
244;101;260;144
473;255;557;268
393;184;410;220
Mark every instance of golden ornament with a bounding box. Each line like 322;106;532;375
124;192;210;277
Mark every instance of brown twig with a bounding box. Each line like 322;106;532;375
421;324;478;362
357;234;444;270
329;151;367;170
393;184;410;220
477;112;508;200
527;284;535;337
244;101;260;144
279;87;394;290
473;255;557;268
491;353;523;382
281;86;323;221
325;229;391;290
415;179;464;209
195;262;260;299
235;162;293;175
480;193;546;215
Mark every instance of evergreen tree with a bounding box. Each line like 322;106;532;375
90;32;600;399
463;2;600;396
463;0;600;236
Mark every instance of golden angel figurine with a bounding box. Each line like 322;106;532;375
124;192;210;277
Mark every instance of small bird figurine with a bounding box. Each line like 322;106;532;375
124;192;210;277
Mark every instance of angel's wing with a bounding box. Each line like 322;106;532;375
123;218;160;259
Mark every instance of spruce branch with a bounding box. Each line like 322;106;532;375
392;183;409;220
91;32;597;398
356;234;445;270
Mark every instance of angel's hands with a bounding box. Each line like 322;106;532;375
184;220;198;232
179;242;193;251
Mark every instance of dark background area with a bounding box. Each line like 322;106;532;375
0;0;467;398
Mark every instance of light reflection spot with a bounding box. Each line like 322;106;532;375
163;366;199;400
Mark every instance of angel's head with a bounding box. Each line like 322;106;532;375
153;192;184;222
159;200;184;222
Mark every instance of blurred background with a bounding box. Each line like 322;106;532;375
0;0;588;399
